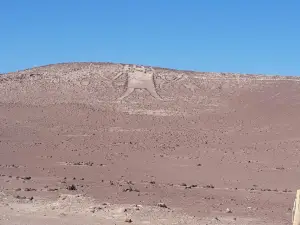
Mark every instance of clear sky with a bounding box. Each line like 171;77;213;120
1;0;299;75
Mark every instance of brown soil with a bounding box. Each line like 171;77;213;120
0;62;299;224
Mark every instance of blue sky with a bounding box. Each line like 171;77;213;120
0;0;299;75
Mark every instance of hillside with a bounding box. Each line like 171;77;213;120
0;62;300;224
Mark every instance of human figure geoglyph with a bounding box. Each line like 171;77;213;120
112;65;163;100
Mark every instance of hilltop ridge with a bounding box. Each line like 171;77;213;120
1;62;300;80
1;62;299;108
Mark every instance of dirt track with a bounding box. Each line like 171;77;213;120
0;62;299;224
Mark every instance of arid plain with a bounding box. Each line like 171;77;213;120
0;62;300;224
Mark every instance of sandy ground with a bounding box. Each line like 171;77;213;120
0;62;299;224
0;192;277;225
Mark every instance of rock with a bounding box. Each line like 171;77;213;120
90;206;102;213
157;202;168;208
15;195;26;200
66;184;77;191
203;184;214;189
226;208;232;213
47;188;58;191
185;184;198;189
123;186;140;192
24;188;37;191
125;218;132;223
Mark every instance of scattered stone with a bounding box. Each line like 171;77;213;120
15;195;27;200
185;184;198;189
66;184;77;191
123;186;140;192
261;188;272;192
15;188;21;192
214;217;220;221
133;205;140;211
125;218;132;223
226;208;232;213
90;208;96;213
126;180;134;185
21;176;31;180
47;188;58;192
204;196;215;200
157;202;168;208
203;184;214;189
24;188;37;192
90;206;102;213
60;196;67;200
72;161;94;166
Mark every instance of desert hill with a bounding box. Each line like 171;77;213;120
0;62;300;224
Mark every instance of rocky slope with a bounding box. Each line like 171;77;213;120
0;62;299;224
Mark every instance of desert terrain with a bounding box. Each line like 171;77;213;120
0;62;300;224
